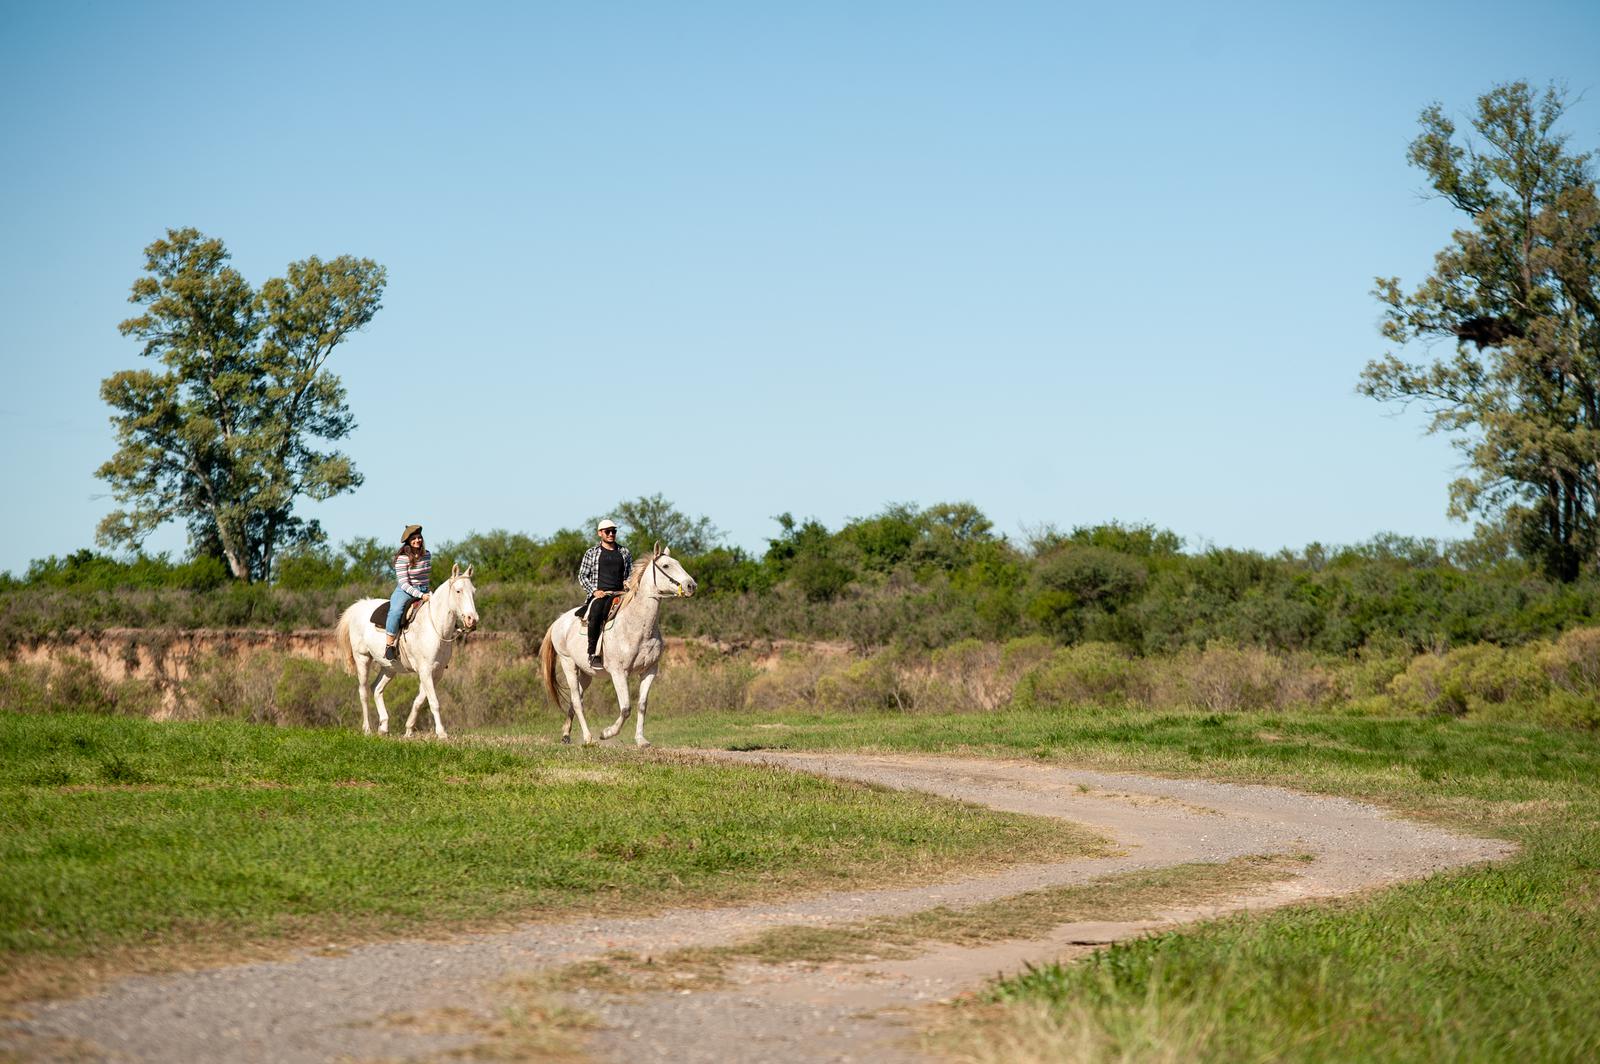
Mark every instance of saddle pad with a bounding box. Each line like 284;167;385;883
575;596;622;623
370;599;421;630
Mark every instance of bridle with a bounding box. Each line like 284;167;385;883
431;578;477;643
649;554;690;597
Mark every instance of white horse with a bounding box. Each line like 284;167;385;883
539;544;697;747
335;564;480;738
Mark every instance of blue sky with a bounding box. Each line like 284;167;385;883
2;1;1597;574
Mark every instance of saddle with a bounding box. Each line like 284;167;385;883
370;597;424;633
574;594;622;625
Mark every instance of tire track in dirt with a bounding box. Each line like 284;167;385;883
2;752;1512;1063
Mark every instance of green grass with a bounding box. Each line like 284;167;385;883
0;713;1103;1003
656;707;1600;1063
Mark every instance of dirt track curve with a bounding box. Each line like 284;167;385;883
3;751;1512;1063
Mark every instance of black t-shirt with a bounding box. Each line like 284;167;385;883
597;546;627;591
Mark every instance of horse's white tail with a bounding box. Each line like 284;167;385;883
539;626;566;711
336;607;356;674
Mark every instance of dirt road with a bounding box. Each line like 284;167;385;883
2;752;1511;1063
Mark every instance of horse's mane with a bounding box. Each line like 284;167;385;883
615;547;655;612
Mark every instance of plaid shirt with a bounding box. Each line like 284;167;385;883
578;544;632;594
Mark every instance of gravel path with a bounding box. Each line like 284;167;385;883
2;751;1512;1063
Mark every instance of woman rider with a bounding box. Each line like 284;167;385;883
385;524;432;661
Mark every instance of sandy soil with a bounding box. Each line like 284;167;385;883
1;751;1512;1063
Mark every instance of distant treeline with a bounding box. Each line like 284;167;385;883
7;501;1600;655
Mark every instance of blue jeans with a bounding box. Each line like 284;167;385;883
386;588;417;638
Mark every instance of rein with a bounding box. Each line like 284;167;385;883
651;556;690;596
427;582;472;643
601;554;686;634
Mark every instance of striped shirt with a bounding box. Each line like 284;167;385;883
395;550;432;599
578;544;632;594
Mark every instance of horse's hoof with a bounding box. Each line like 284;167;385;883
637;739;652;749
436;731;449;740
561;735;572;745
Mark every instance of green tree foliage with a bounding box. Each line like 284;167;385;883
16;497;1600;654
97;228;387;582
1361;82;1600;580
767;513;856;602
18;549;228;592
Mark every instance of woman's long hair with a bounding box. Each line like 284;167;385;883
400;535;426;565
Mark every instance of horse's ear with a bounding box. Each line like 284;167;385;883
451;562;461;578
661;546;671;557
464;565;473;579
653;540;663;558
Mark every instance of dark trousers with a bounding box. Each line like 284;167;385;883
585;593;617;655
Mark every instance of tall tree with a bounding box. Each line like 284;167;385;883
97;228;386;581
606;494;723;556
1360;82;1600;580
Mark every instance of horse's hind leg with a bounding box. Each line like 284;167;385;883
560;659;595;745
372;671;393;735
355;654;375;735
599;670;633;742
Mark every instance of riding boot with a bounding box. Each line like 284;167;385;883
385;639;398;661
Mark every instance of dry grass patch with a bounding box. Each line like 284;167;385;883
378;997;599;1062
0;1033;107;1063
539;855;1304;995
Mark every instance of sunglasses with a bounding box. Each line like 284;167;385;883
600;529;617;535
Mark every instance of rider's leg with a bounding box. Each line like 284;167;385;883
585;595;606;664
384;587;410;658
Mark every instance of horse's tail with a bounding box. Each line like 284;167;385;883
336;607;357;674
539;626;566;711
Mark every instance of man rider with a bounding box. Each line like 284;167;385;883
578;519;632;668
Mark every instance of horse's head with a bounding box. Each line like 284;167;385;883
445;563;480;632
644;543;697;599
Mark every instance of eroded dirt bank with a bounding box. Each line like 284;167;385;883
2;752;1511;1064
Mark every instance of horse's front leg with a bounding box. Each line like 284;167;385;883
372;671;393;735
354;654;374;734
412;663;447;739
599;668;633;742
561;659;595;745
403;681;430;738
633;669;657;748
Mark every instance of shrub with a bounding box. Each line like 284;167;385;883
815;647;922;712
930;639;1006;711
1014;642;1141;709
273;657;353;727
1146;644;1294;712
745;650;837;713
1386;643;1550;716
648;659;759;715
1539;626;1600;695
